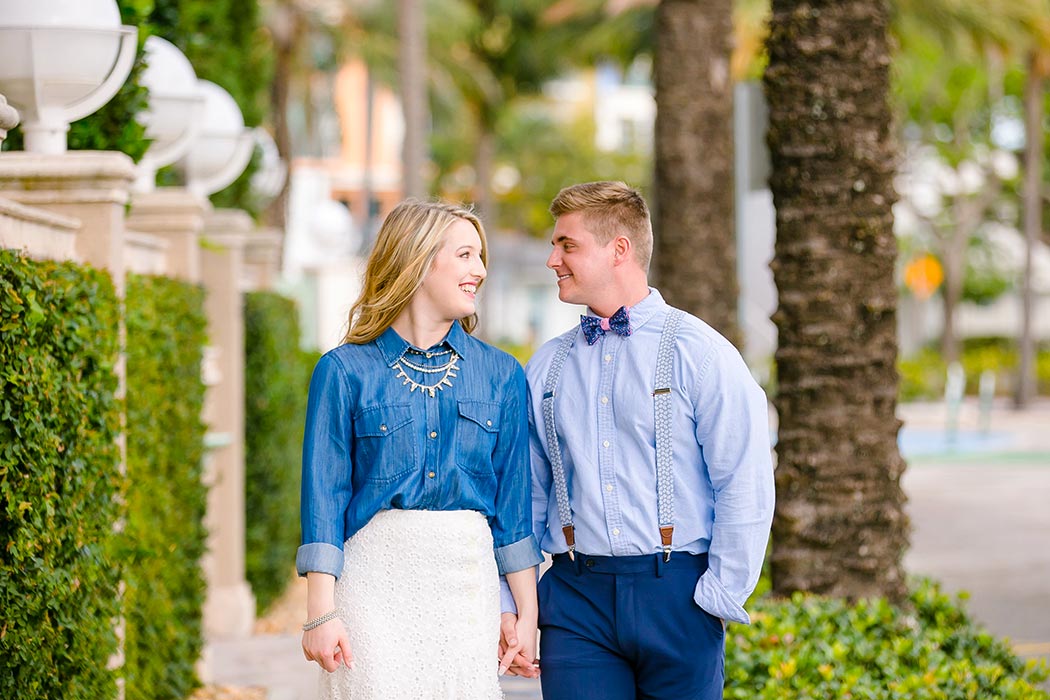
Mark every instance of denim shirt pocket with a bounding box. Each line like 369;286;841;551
354;403;416;483
455;399;500;475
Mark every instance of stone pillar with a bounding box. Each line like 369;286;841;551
242;226;284;292
199;208;255;640
0;152;135;294
126;188;210;283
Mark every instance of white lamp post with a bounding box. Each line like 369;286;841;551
179;80;253;197
134;36;203;192
0;0;137;154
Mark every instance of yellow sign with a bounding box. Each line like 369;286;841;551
904;254;943;300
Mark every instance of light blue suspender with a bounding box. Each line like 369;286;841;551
541;308;685;561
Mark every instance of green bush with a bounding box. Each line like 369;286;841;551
726;579;1049;699
898;339;1050;400
0;250;123;700
122;274;208;700
244;292;313;613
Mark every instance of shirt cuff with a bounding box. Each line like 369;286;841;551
296;542;344;579
493;534;543;575
499;576;517;615
693;568;750;625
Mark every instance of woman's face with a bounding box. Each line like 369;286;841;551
414;218;487;323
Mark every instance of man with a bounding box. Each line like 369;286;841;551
500;181;774;699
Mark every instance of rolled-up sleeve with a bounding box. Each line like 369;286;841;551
296;352;354;579
691;344;775;624
490;363;543;575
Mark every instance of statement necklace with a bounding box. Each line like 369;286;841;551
392;350;460;397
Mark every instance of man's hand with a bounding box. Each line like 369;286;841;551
302;618;354;673
498;612;540;678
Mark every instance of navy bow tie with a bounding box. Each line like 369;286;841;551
580;306;632;345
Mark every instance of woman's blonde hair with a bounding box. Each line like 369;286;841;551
343;200;487;344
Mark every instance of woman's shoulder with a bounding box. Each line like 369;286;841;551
314;340;378;374
462;334;525;376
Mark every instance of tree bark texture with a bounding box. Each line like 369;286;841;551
1016;51;1043;408
764;0;908;602
653;0;739;345
399;0;428;199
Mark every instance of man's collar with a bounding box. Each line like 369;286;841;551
584;288;664;329
375;320;469;367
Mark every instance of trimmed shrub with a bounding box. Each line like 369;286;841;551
244;292;313;613
0;250;123;699
122;274;208;700
726;579;1049;699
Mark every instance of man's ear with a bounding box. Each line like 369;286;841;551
612;235;632;265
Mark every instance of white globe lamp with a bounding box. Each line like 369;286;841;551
134;36;203;192
249;127;287;204
0;0;137;154
179;80;253;197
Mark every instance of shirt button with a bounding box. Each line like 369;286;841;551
380;424;387;432
612;528;621;536
604;354;612;363
486;420;492;427
427;471;436;478
605;484;614;492
603;440;610;448
429;431;438;438
600;396;609;405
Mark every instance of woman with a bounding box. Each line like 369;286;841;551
297;200;542;699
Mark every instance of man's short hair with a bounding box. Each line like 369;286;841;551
549;181;653;270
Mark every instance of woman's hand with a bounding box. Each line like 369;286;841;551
498;611;539;678
302;617;353;673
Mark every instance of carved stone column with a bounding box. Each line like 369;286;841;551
199;208;255;640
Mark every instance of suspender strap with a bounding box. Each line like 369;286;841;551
542;309;683;563
654;308;684;561
542;331;577;559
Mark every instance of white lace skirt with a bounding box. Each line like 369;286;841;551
319;509;504;700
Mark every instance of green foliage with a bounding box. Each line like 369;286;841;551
244;292;314;613
123;274;208;700
0;250;123;700
726;579;1049;700
898;339;1050;400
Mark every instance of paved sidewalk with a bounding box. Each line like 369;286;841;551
207;399;1050;698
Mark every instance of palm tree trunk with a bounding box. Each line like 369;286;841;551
653;0;738;345
398;0;428;199
264;1;301;232
765;0;908;602
1016;50;1044;408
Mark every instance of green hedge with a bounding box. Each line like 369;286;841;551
0;250;123;699
899;340;1050;401
727;580;1049;699
122;274;208;700
244;292;313;613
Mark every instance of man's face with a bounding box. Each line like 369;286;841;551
546;211;616;308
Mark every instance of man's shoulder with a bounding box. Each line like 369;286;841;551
666;307;735;352
524;325;579;380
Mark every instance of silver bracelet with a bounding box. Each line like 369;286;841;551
303;609;339;631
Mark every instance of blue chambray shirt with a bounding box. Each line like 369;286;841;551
296;321;543;580
521;289;774;624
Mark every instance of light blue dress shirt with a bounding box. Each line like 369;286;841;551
520;289;774;624
296;321;543;581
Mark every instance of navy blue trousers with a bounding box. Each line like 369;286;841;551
538;552;725;700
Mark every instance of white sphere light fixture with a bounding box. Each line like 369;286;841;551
179;80;253;197
250;127;287;204
0;0;137;154
134;36;204;192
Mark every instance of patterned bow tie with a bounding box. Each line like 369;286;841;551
580;306;632;345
